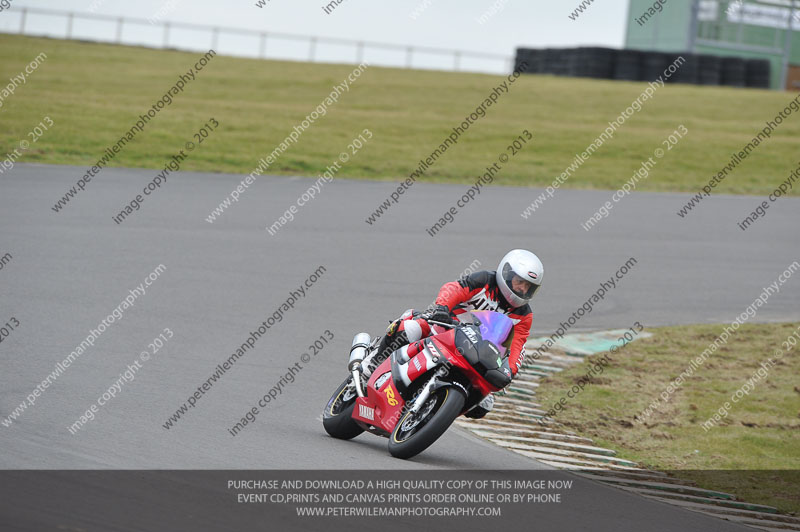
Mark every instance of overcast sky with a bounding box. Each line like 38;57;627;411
1;0;632;72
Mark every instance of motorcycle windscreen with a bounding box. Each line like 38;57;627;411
467;311;514;352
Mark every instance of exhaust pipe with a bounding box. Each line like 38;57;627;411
348;333;371;398
348;333;371;370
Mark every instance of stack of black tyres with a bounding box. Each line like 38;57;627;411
641;51;674;81
553;49;572;76
512;47;772;90
721;57;747;87
745;58;771;88
539;48;556;75
571;47;616;79
668;53;699;84
542;48;565;75
697;54;722;85
565;48;581;77
613;49;642;81
514;48;538;74
512;49;526;73
526;49;543;73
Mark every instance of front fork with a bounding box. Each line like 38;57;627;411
408;376;438;414
406;371;468;414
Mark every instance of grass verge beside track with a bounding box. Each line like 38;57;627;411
1;34;799;195
535;322;800;514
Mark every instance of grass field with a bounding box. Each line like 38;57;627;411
535;322;800;514
1;34;799;196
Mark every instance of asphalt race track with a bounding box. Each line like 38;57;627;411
1;163;797;531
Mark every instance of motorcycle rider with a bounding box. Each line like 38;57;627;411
361;249;544;418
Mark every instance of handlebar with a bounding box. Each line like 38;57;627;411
427;319;457;329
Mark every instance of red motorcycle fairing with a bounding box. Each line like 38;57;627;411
351;357;406;434
351;326;503;434
428;333;498;398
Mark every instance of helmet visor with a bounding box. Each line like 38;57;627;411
502;263;539;299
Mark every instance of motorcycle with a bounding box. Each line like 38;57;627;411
322;310;514;459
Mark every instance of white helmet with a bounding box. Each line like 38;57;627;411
496;249;543;308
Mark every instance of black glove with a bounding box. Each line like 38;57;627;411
422;304;453;324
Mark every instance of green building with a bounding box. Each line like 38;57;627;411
625;0;800;90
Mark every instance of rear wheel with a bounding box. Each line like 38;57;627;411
322;377;364;440
388;386;466;459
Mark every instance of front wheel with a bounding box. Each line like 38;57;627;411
388;386;466;459
322;376;364;440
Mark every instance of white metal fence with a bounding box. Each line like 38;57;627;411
0;7;514;75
